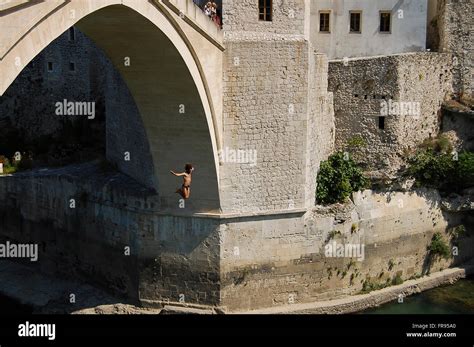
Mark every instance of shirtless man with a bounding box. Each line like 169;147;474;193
170;163;194;199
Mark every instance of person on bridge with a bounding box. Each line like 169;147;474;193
211;2;221;28
171;163;194;199
204;2;212;17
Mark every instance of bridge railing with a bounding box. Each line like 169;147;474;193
165;0;223;49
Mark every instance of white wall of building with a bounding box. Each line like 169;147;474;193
311;0;428;59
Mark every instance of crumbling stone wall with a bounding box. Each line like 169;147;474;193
0;28;155;189
328;52;453;173
0;29;100;163
220;189;474;311
442;106;474;151
435;0;473;97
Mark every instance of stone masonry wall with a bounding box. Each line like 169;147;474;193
222;0;306;36
0;28;156;190
436;0;473;97
442;107;474;151
0;164;221;305
0;28;99;157
220;0;335;213
220;189;474;311
328;52;453;173
305;53;335;206
220;37;310;213
1;165;473;312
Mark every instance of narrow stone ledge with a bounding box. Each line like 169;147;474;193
156;208;308;220
235;264;474;314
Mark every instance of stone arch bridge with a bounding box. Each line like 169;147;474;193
0;0;224;211
0;0;337;312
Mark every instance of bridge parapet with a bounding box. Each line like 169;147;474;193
163;0;224;50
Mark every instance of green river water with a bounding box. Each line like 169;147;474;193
362;277;474;314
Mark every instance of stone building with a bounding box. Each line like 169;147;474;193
311;0;429;59
220;0;335;212
329;52;453;174
0;0;472;313
325;0;472;173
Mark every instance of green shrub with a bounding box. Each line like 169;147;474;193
346;135;367;151
360;279;389;294
391;274;404;286
420;134;453;154
451;225;466;239
316;151;369;204
428;232;451;259
456;151;474;188
0;155;18;174
407;150;454;188
406;150;474;192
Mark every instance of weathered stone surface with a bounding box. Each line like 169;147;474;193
238;264;474;314
434;0;473;97
329;52;453;173
219;189;474;311
0;0;472;315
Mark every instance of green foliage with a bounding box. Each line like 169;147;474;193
346;135;367;151
456;151;474;188
360;279;389;294
419;134;453;155
428;232;451;259
0;155;18;174
391;274;404;286
407;150;454;188
316;151;369;204
406;149;474;192
360;274;404;294
450;225;466;239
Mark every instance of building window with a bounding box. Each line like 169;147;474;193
378;116;385;130
380;11;391;33
69;62;76;72
259;0;272;22
68;27;75;41
319;11;330;33
47;62;53;72
349;11;362;33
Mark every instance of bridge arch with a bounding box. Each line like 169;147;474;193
0;0;222;212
